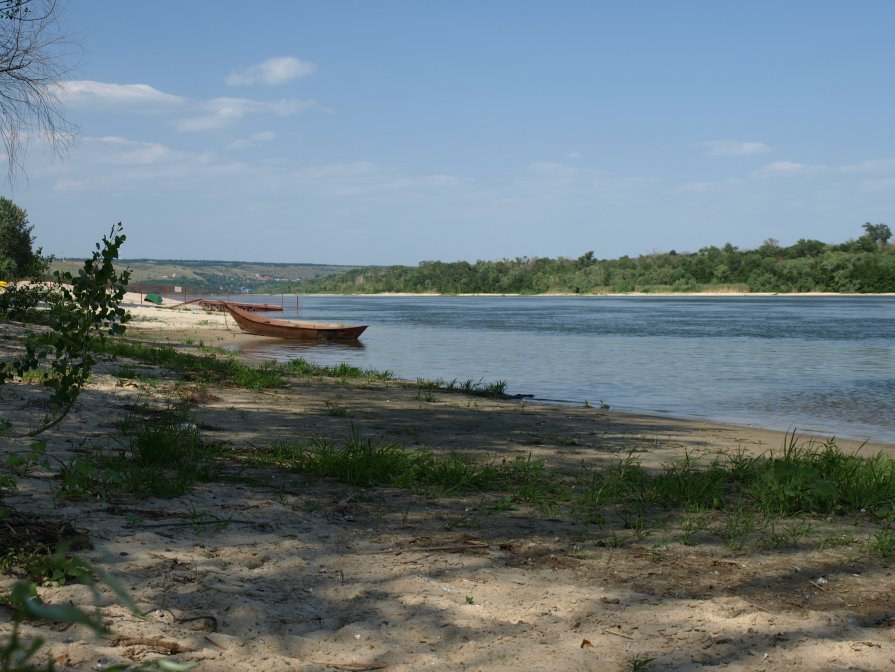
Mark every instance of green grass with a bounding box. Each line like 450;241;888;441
572;437;895;521
241;431;895;553
285;357;393;381
57;406;224;501
416;376;508;398
96;339;394;388
868;525;894;557
737;434;895;516
247;431;562;502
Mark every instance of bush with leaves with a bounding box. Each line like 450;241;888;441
1;223;130;436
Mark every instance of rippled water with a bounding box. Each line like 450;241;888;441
221;295;895;443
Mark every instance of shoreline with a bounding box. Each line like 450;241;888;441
281;291;895;298
123;295;895;455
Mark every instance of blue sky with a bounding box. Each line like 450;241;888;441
12;1;895;265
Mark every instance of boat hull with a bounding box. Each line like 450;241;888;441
223;303;367;340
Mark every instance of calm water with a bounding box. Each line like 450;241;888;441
221;295;895;443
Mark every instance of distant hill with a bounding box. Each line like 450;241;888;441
48;258;361;294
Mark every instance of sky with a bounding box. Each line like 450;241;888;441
10;1;895;265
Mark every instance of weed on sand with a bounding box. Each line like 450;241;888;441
244;431;895;554
58;404;224;501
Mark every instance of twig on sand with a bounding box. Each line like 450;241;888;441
366;539;490;555
111;636;192;654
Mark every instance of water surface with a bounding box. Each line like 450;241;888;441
221;295;895;443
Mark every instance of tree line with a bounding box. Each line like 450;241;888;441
278;224;894;295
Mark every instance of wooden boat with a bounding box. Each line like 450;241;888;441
222;302;367;340
172;298;283;312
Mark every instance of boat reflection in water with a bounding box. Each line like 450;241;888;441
233;337;365;362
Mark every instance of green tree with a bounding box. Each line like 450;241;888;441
862;222;892;249
788;238;827;259
0;196;46;278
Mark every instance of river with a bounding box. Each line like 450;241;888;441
219;295;895;443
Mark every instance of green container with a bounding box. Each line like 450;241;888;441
144;293;163;305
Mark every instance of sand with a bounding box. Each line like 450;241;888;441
1;294;893;671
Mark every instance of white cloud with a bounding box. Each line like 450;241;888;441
62;79;321;133
838;158;895;174
226;57;317;87
860;177;895;192
173;97;318;132
523;162;654;194
272;162;468;198
83;136;181;166
48;136;251;192
227;131;277;150
53;178;90;191
671;181;716;194
756;161;809;174
61;80;185;109
698;140;772;157
668;177;747;195
383;175;463;190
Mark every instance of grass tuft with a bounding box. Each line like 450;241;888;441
416;376;509;398
58;406;223;500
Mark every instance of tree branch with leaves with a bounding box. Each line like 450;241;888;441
1;222;130;436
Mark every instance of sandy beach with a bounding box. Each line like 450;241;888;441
1;294;894;671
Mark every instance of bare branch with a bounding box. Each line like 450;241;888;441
0;0;77;185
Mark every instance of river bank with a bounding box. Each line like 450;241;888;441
124;294;895;458
1;296;893;671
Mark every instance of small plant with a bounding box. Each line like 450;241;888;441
717;505;759;551
186;504;232;534
465;595;474;604
0;544;90;587
4;441;50;476
680;508;707;545
114;363;138;380
627;653;656;671
325;400;350;417
444;511;482;530
57;457;125;501
123;513;144;527
869;525;894;558
304;500;322;513
818;532;857;549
